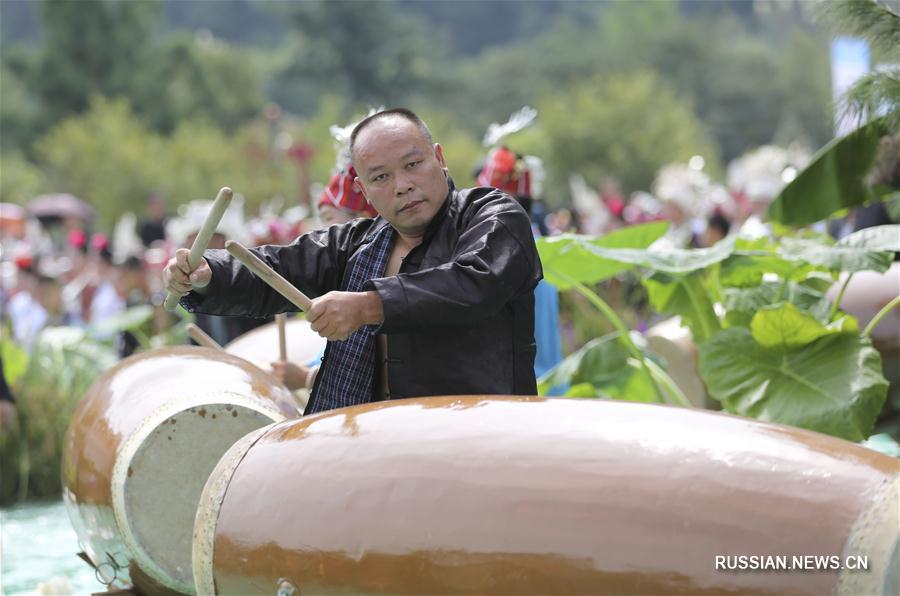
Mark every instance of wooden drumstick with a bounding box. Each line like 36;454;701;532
276;314;287;361
164;187;234;312
187;323;223;351
224;240;313;312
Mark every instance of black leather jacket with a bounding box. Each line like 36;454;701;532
183;186;542;410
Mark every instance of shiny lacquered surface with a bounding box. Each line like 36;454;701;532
207;396;899;595
62;346;300;592
225;317;325;372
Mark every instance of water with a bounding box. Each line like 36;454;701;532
1;500;104;595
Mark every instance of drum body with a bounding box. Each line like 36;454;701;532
195;396;899;595
830;262;900;388
645;316;707;408
62;346;300;594
225;317;325;372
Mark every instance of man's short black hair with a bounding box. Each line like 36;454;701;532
349;108;434;165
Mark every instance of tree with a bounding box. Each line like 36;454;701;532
269;0;439;116
131;34;266;134
516;71;720;200
30;0;159;127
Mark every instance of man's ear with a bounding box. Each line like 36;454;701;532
354;178;370;203
434;143;448;173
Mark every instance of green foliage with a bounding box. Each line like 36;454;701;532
816;0;900;131
30;96;312;226
644;272;720;343
522;71;720;198
1;337;29;388
700;327;887;441
0;328;118;505
539;226;896;441
749;303;857;348
768;118;896;226
0;64;41;152
270;0;440;116
838;223;900;251
770;1;900;228
132;34;267;134
779;234;894;273
536;222;668;289
538;332;658;403
34;97;166;226
3;0;840;211
0;306;194;504
32;0;159;126
0;151;47;205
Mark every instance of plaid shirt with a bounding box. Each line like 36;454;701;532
306;224;395;414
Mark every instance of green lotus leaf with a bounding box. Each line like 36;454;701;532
538;332;657;402
768;117;893;226
699;327;887;441
778;237;893;274
750;303;851;348
536;221;668;289
643;272;720;342
837;224;900;252
581;234;736;274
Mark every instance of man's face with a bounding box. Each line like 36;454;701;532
353;117;449;238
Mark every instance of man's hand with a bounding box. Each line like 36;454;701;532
163;248;212;298
307;291;384;341
271;360;310;391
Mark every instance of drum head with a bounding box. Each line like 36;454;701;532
112;397;284;593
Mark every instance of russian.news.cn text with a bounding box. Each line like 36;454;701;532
715;555;868;571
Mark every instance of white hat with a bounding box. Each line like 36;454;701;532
727;145;811;203
166;196;247;246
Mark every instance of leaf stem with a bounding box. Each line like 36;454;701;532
829;273;854;320
681;275;719;341
863;294;900;337
559;273;669;405
633;356;693;407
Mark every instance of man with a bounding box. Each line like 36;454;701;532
164;109;542;414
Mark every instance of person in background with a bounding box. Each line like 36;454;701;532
317;166;378;227
86;237;125;333
701;211;732;248
139;192;169;248
8;263;49;352
477;108;563;380
167;199;272;346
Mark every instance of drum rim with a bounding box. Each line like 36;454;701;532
111;391;287;594
192;424;274;595
837;474;900;595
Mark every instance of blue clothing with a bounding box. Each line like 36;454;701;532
533;279;563;378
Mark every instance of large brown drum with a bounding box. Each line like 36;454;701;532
225;316;325;372
194;396;899;595
829;262;900;390
62;346;300;594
